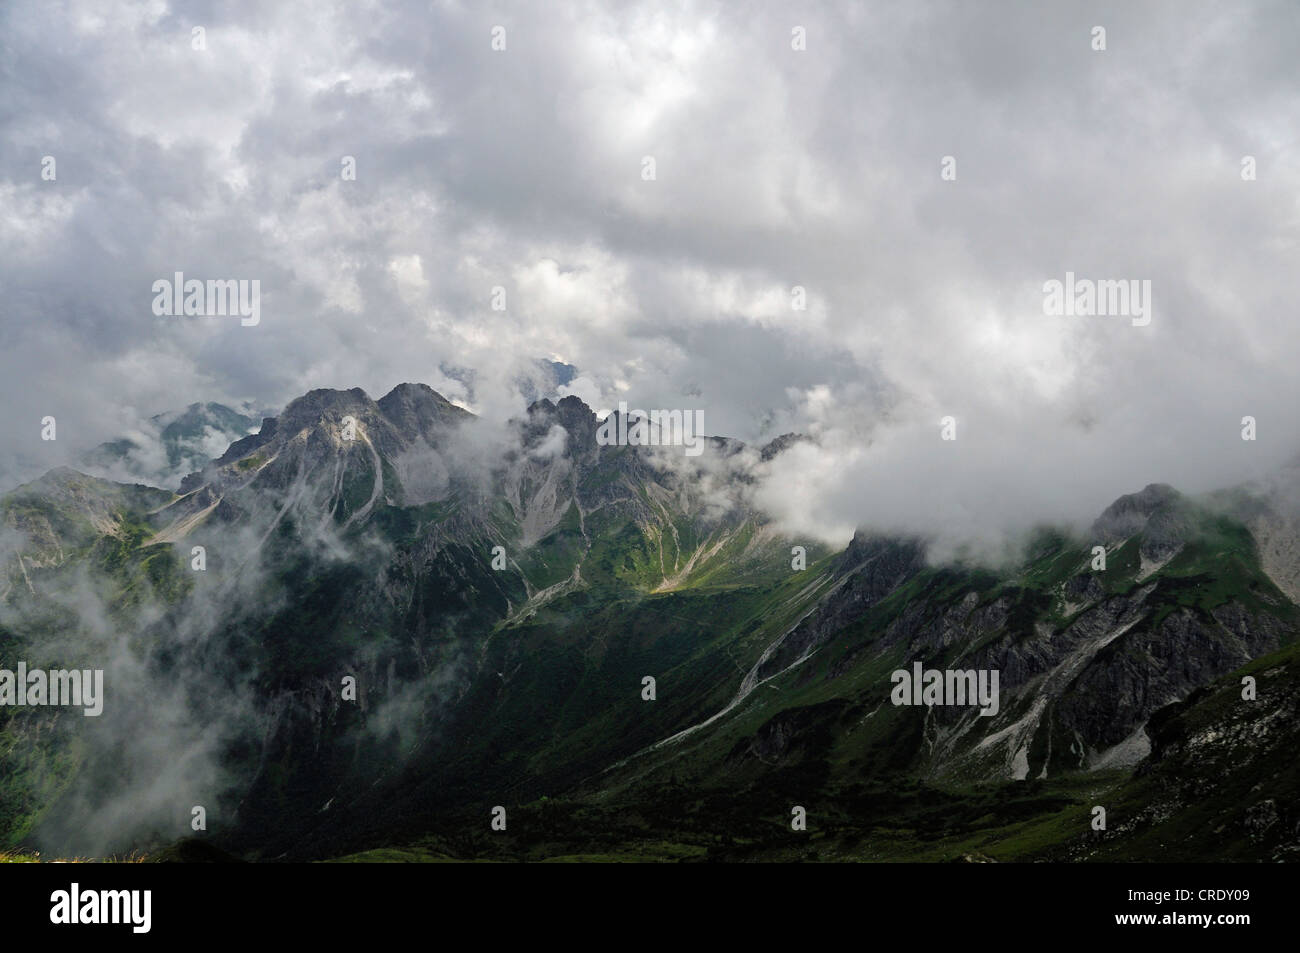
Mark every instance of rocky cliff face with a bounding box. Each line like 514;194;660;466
1057;639;1300;861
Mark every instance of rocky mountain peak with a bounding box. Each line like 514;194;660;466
377;382;471;443
1091;482;1183;542
759;432;810;462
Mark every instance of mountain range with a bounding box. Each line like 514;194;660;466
1;382;1297;862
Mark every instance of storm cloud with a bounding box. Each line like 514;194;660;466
3;0;1298;549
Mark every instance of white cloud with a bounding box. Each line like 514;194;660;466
2;0;1298;548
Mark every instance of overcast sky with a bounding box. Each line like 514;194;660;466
2;0;1298;546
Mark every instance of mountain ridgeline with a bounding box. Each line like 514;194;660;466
1;382;1297;862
